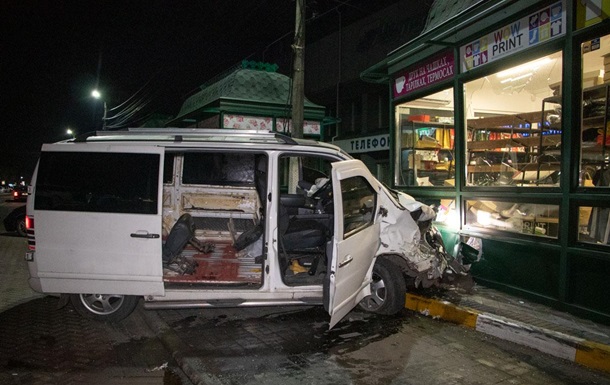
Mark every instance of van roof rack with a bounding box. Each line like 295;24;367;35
74;128;299;145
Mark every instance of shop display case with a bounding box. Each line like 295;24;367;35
400;118;455;186
578;84;610;243
581;84;610;181
466;97;562;187
465;200;560;238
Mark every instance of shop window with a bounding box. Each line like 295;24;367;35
578;205;610;246
580;34;610;188
465;200;559;239
464;52;563;187
395;88;455;187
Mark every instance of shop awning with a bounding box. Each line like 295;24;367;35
361;0;553;83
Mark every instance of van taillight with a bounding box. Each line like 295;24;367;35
26;215;35;251
13;191;18;198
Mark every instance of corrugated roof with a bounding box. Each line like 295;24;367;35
176;68;322;119
422;0;487;33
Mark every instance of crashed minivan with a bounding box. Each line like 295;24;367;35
25;129;469;328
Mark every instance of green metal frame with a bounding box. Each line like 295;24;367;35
364;0;610;324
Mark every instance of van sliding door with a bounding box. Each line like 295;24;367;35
32;143;165;296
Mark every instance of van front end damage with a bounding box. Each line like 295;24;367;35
377;190;476;289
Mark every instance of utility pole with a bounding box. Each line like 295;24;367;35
291;0;305;139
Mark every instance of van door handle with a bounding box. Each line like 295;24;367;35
338;255;353;268
130;232;160;239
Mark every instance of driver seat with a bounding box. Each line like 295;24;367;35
278;204;329;276
278;204;329;250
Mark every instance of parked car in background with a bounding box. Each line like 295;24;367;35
3;205;26;237
12;185;28;201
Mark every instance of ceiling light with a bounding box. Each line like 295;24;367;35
500;72;533;84
497;58;552;78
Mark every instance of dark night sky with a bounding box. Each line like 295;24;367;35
0;0;404;181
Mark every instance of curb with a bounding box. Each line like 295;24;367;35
405;293;610;374
140;308;218;385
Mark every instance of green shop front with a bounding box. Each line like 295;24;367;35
363;0;610;323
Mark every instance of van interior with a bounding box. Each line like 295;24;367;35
161;151;336;288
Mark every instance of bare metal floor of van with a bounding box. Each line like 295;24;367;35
163;242;262;285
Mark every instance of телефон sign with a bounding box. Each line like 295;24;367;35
333;134;390;154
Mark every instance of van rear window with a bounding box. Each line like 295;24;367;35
34;151;159;214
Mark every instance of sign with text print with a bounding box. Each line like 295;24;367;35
333;134;390;154
460;0;565;71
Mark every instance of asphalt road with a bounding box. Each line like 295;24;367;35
1;195;609;385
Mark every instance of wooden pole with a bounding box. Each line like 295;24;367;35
291;0;305;138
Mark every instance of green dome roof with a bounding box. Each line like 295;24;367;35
176;68;323;119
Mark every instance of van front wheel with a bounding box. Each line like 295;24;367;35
358;258;406;315
70;294;139;321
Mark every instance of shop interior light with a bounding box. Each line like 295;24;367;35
500;72;533;84
496;57;552;78
475;209;491;226
406;98;451;108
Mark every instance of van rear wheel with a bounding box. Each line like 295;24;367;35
70;294;139;321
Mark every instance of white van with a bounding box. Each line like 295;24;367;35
25;129;468;328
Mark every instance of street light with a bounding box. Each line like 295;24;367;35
91;89;107;130
66;128;75;139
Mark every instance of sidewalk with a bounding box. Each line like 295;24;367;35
406;284;610;374
140;282;610;385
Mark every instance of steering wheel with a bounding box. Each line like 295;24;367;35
310;179;333;210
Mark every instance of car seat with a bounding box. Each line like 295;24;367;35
163;213;213;274
278;197;330;276
233;155;267;251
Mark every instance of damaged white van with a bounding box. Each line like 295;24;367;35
25;129;469;328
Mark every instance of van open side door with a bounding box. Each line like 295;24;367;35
325;160;381;328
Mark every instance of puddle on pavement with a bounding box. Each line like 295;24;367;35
163;368;183;385
169;306;410;356
164;307;415;383
287;308;409;355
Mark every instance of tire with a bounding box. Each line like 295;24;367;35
16;217;27;237
358;258;406;315
70;294;139;322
